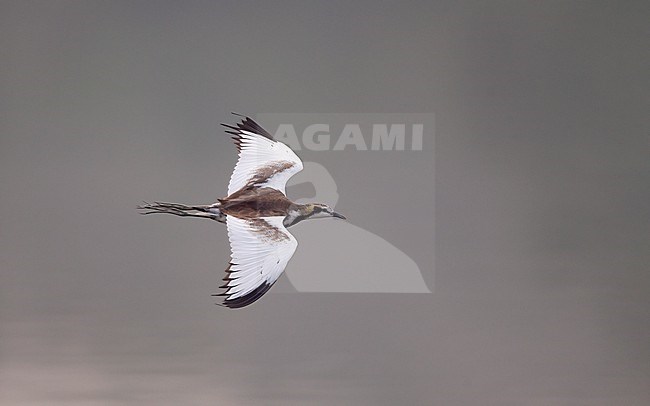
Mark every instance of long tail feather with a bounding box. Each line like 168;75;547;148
137;201;225;223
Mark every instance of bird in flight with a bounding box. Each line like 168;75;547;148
139;114;346;308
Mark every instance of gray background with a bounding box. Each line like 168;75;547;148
1;1;649;405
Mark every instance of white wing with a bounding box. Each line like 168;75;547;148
223;116;303;196
217;215;298;308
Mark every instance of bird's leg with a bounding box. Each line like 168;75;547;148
138;201;225;223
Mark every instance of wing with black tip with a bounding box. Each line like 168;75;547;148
222;115;303;196
215;215;298;308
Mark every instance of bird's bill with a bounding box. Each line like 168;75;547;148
332;212;346;220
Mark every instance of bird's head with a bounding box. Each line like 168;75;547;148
304;203;346;220
284;203;346;228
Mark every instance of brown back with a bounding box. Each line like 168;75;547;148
219;187;294;219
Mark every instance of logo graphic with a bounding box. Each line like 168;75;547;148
257;114;435;293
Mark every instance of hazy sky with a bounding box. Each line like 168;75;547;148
1;1;649;404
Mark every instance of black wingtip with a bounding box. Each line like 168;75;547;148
221;123;239;131
217;282;275;309
221;113;274;141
